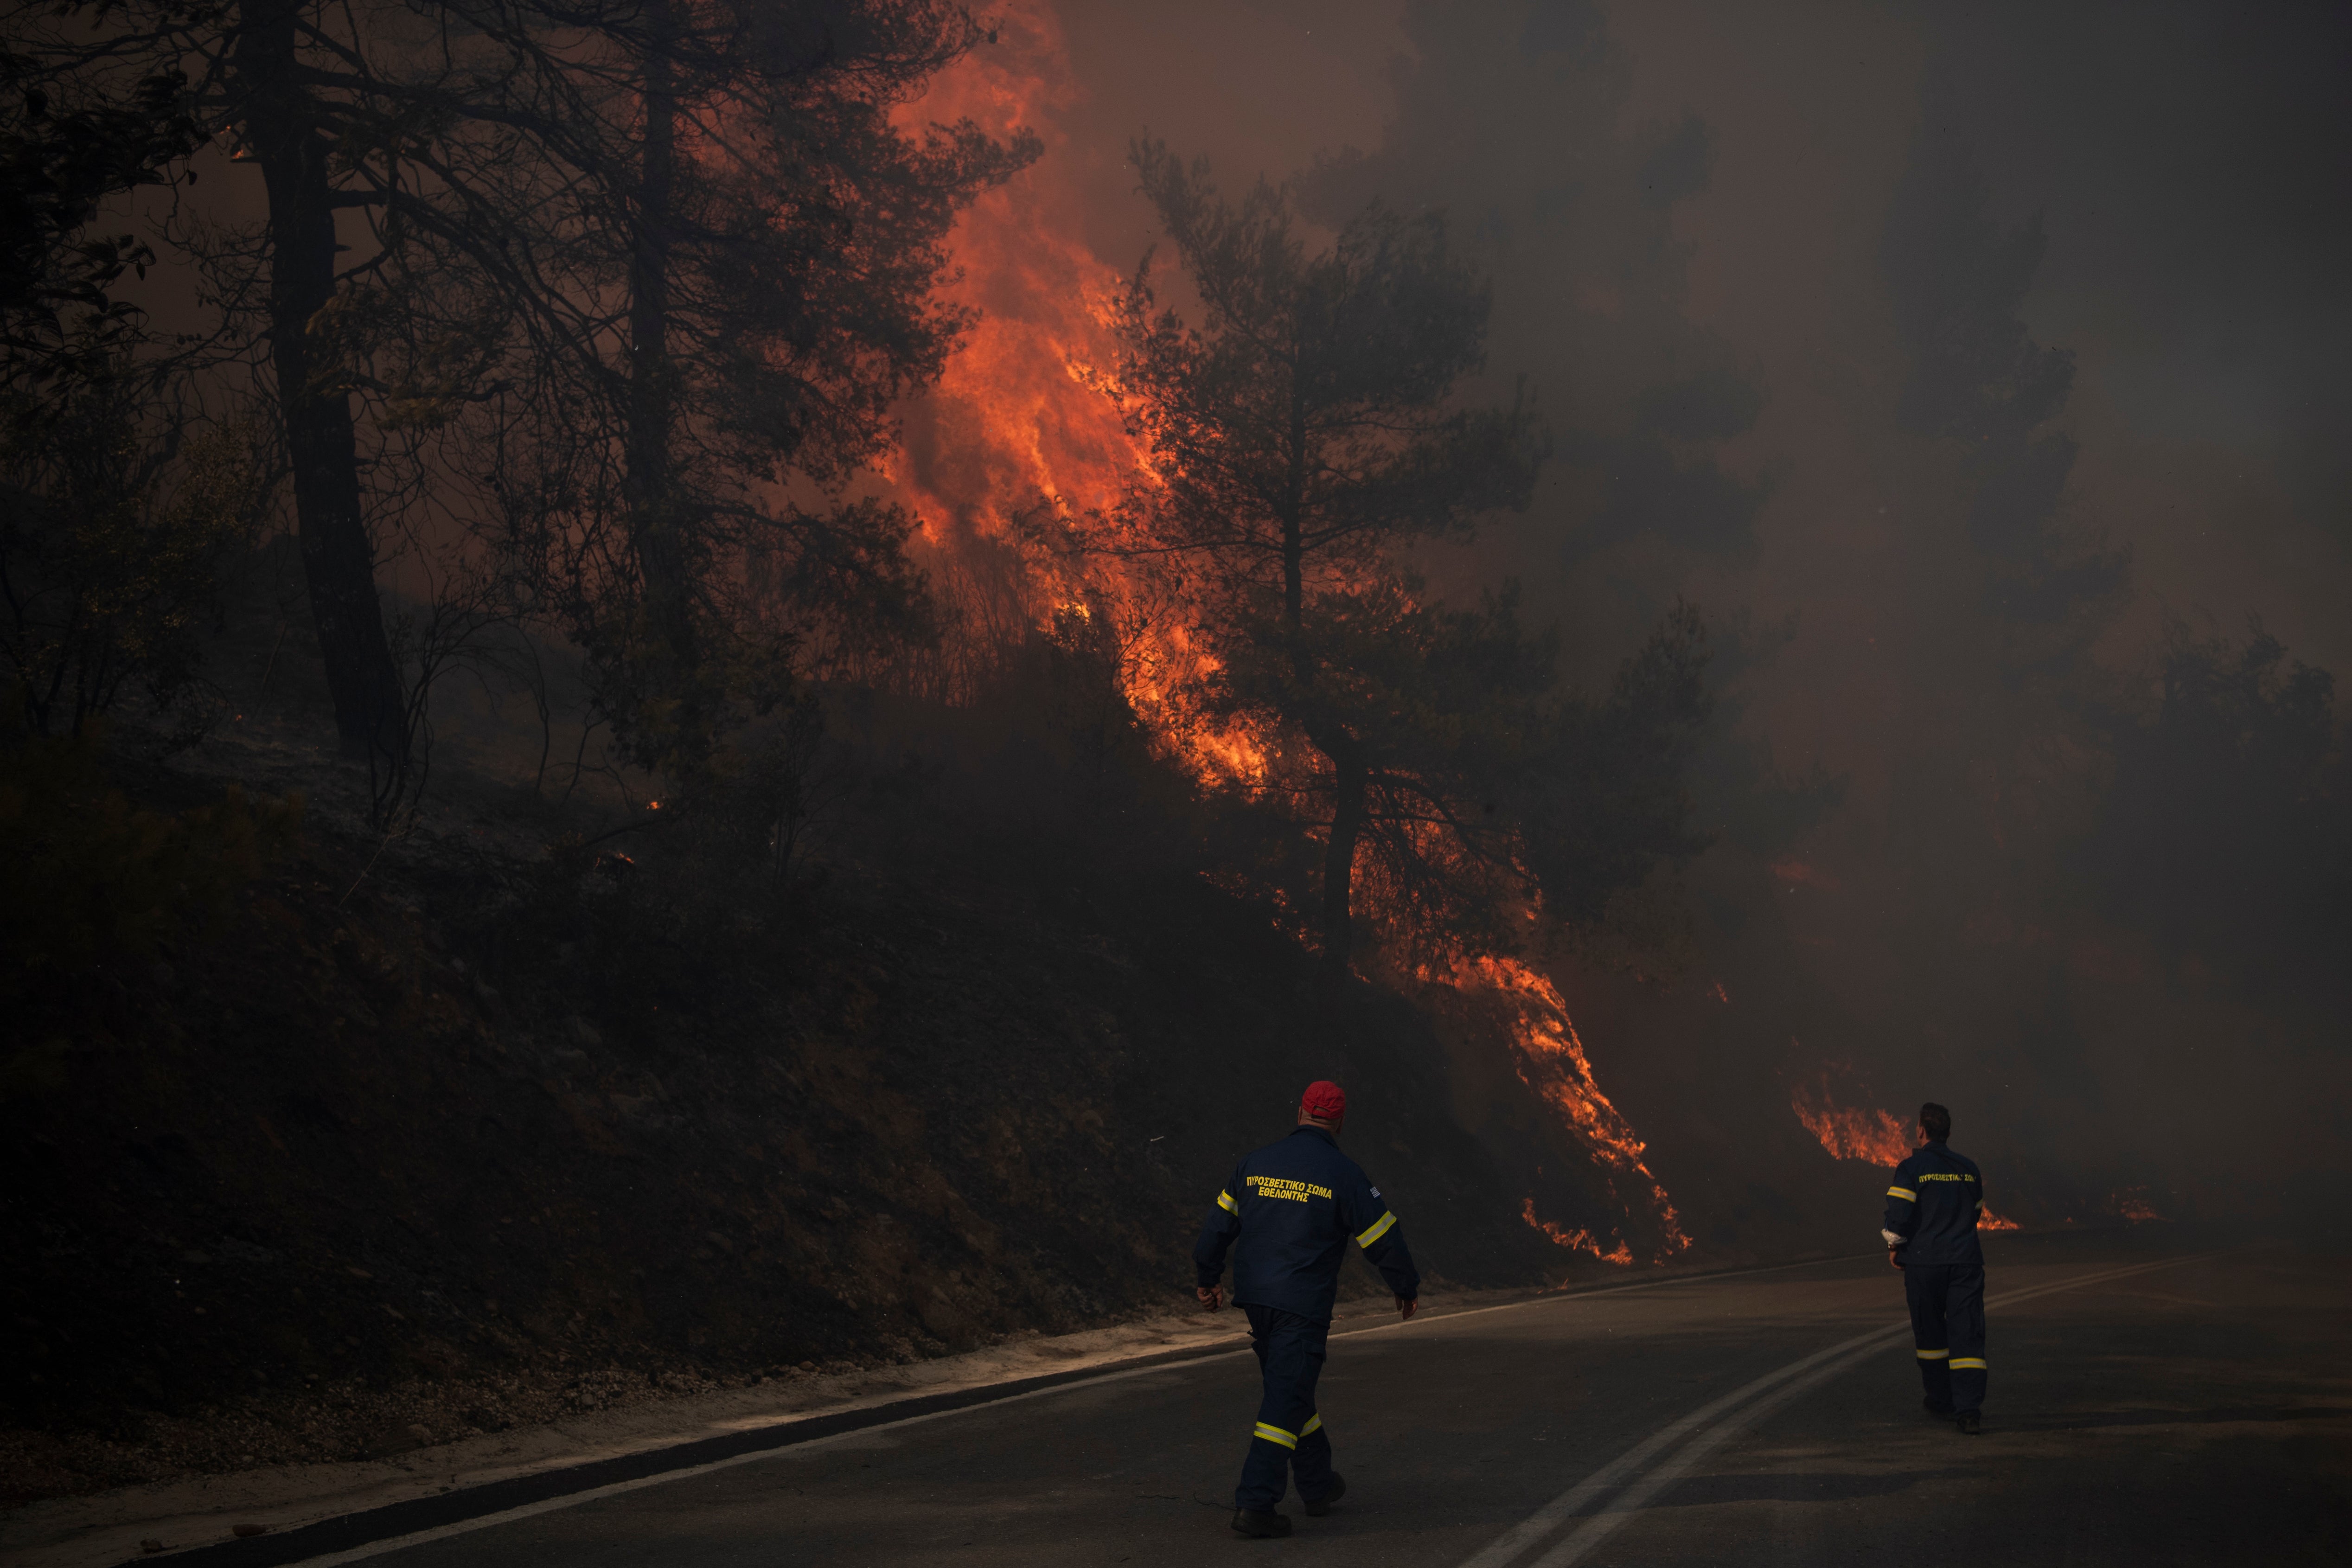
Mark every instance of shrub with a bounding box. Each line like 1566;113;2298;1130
0;724;301;1002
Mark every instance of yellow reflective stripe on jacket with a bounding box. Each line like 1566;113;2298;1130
1302;1413;1323;1435
1217;1190;1237;1214
1356;1211;1397;1248
1916;1348;1950;1360
1949;1357;1988;1370
1253;1421;1298;1449
1887;1186;1917;1202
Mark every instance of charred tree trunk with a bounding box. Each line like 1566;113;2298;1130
1320;743;1366;979
237;0;405;765
1279;373;1364;980
627;5;698;751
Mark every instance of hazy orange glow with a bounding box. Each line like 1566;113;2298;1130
2111;1188;2163;1223
1790;1068;1914;1165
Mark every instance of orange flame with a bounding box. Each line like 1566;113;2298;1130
1789;1067;1913;1166
875;1;1260;785
887;2;1131;538
2110;1188;2163;1223
890;13;1682;1254
1461;955;1689;1262
1521;1197;1634;1266
880;2;1266;785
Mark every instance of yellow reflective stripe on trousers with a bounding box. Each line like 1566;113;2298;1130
1949;1357;1988;1370
1253;1421;1298;1449
1886;1186;1917;1202
1356;1210;1397;1247
1217;1190;1237;1214
1916;1348;1949;1359
1302;1414;1323;1436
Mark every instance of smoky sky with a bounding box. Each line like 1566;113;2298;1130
1926;2;2352;488
1042;0;2352;1225
1058;0;2352;668
1621;0;2352;680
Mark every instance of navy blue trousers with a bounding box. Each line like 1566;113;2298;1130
1235;1304;1338;1510
1904;1262;1988;1415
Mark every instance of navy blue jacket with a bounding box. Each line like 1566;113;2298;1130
1193;1125;1419;1321
1883;1140;1986;1267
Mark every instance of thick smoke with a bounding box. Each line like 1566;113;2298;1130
1297;1;1769;642
1020;0;2352;1245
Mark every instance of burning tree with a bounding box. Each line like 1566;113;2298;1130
310;0;1042;780
1095;141;1713;976
9;0;1035;797
421;0;1044;774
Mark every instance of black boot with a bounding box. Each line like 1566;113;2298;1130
1955;1411;1981;1435
1232;1508;1293;1538
1923;1396;1954;1419
1303;1473;1347;1517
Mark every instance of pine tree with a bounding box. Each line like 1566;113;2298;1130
1099;143;1710;974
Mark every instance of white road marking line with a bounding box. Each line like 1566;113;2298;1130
1521;1334;1908;1568
236;1246;2009;1566
1340;1248;1884;1344
1472;1252;2225;1568
1451;1327;1905;1568
262;1348;1245;1566
247;1250;1873;1565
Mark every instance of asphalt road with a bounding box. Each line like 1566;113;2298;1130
271;1234;2349;1568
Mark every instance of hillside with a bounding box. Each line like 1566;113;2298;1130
3;696;1623;1507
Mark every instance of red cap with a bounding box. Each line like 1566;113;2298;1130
1301;1080;1347;1120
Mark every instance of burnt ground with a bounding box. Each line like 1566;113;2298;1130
1;697;1615;1509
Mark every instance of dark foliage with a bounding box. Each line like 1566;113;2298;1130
0;372;267;734
1882;104;2128;666
2091;622;2351;994
1297;0;1768;569
0;51;204;395
0;726;300;1009
1096;142;1709;970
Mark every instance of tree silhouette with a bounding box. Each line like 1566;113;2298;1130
1099;142;1709;975
9;0;1034;785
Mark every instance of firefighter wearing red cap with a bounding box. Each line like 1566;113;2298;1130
1193;1080;1420;1538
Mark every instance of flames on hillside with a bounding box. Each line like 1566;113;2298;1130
1791;1064;2020;1229
1470;955;1691;1264
1790;1065;1915;1165
879;0;1678;1262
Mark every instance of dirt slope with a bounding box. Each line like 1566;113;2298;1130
2;714;1584;1506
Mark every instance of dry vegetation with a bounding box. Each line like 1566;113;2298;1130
1;625;1591;1505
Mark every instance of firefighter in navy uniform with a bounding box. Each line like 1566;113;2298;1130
1193;1080;1419;1538
1883;1101;1990;1434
